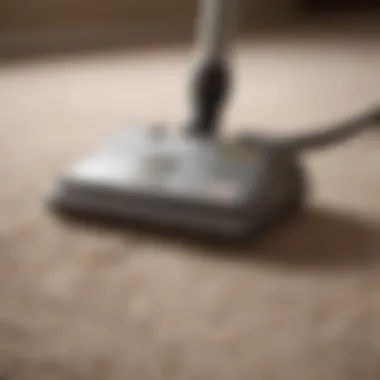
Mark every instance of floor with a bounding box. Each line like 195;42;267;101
0;18;379;380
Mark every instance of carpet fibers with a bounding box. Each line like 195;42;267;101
0;20;380;380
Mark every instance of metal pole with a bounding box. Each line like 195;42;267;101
196;0;236;62
189;0;236;136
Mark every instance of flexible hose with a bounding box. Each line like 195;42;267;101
240;105;380;152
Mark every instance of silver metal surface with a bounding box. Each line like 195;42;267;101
196;0;236;62
49;125;304;240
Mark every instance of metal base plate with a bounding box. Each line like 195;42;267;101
48;125;304;241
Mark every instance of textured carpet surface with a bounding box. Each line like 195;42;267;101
0;19;380;380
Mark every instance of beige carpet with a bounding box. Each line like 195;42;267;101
0;19;380;380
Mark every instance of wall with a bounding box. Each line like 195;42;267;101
0;0;298;34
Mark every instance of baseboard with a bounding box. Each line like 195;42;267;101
0;8;300;60
0;21;196;59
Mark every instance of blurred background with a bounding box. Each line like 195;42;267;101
0;0;379;56
0;2;380;380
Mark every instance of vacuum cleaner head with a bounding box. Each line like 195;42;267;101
46;0;378;243
48;125;305;241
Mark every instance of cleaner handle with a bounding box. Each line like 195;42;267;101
197;0;235;62
189;0;236;136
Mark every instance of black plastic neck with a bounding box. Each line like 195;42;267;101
188;59;230;137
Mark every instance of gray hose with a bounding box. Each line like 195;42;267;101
240;105;380;153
